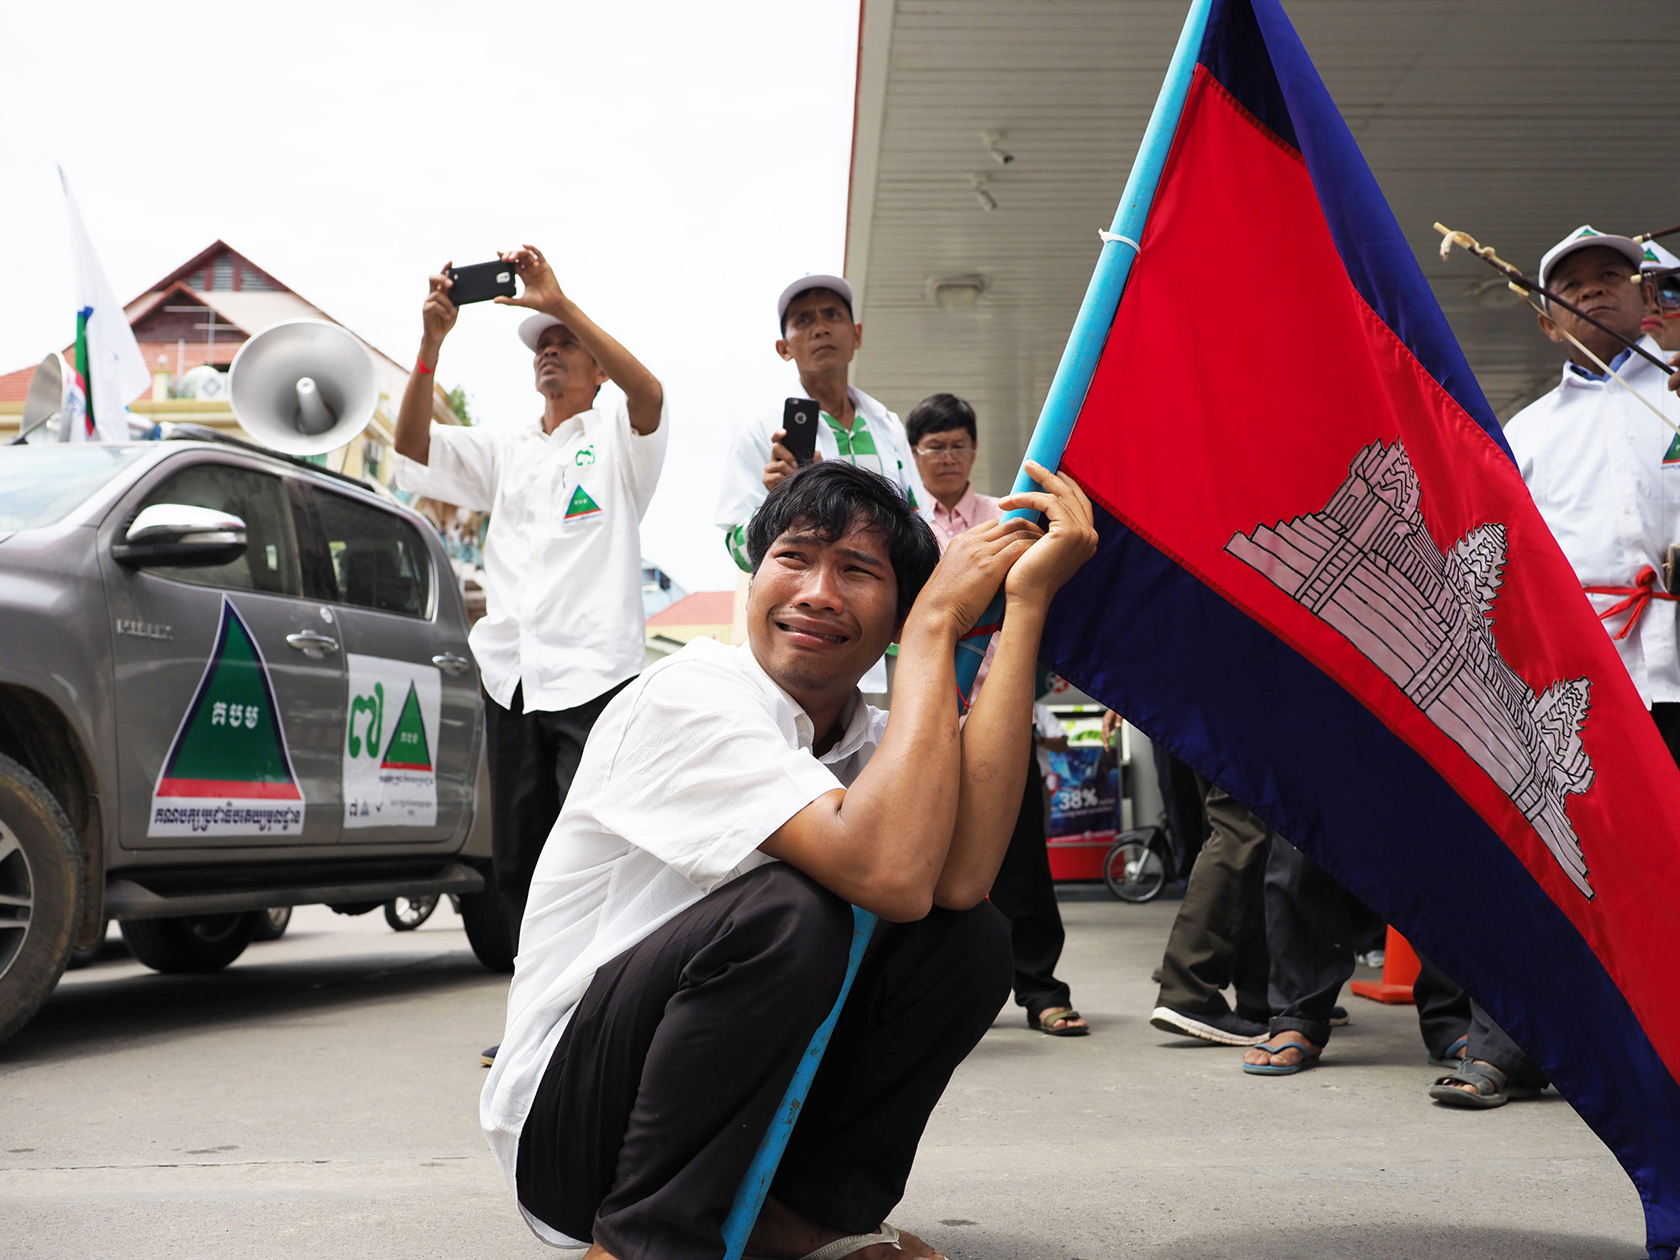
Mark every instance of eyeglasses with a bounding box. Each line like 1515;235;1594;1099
1657;279;1680;312
915;442;975;461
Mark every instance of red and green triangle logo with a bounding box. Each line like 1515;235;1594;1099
380;681;433;772
565;485;602;519
1664;432;1680;467
155;598;302;800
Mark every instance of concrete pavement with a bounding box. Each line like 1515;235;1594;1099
0;892;1648;1259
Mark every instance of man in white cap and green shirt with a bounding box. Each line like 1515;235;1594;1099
392;246;668;1067
714;275;924;693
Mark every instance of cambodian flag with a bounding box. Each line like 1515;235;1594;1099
1008;0;1680;1253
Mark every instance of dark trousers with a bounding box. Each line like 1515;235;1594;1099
517;863;1012;1260
1155;782;1271;1022
1413;951;1472;1061
1264;834;1357;1047
988;751;1071;1018
484;679;629;940
1469;998;1548;1087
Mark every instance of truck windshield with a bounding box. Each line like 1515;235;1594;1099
0;445;147;531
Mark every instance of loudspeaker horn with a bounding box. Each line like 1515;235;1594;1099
229;319;377;457
16;352;75;443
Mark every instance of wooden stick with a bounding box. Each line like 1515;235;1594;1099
1435;223;1674;376
1634;223;1680;245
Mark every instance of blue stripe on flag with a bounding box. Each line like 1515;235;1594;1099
1042;501;1680;1258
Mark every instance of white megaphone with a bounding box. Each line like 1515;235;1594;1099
16;351;78;443
228;319;377;457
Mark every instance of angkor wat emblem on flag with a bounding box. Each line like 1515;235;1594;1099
1226;440;1596;898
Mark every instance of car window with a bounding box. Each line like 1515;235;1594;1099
136;462;300;595
0;445;146;530
311;487;432;618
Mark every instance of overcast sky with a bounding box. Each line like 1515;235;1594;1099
0;0;859;594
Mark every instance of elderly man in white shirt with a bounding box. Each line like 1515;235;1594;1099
714;276;925;694
486;459;1096;1260
1505;226;1680;760
392;246;667;1004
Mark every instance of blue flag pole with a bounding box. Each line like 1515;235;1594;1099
954;0;1215;703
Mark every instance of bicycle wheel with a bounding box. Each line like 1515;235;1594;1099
384;895;439;932
1103;830;1168;903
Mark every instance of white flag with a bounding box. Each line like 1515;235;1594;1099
60;168;149;442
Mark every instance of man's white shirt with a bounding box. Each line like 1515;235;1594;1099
394;390;668;713
1505;337;1680;706
480;637;887;1246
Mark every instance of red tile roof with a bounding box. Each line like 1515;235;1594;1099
647;590;736;628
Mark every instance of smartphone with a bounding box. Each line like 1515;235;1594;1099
446;261;518;305
781;397;821;466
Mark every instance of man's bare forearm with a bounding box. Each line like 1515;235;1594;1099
394;335;442;464
535;294;664;435
933;595;1047;909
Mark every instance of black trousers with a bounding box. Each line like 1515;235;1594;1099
988;751;1072;1018
1156;781;1272;1022
1264;833;1357;1047
1413;951;1472;1062
517;863;1013;1260
484;679;629;940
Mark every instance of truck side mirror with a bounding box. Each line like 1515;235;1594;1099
112;503;247;567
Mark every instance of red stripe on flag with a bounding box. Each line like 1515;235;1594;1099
156;778;303;800
1060;66;1680;1075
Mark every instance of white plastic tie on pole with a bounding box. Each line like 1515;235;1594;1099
1098;229;1142;252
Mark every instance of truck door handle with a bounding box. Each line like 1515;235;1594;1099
431;652;472;676
286;631;340;658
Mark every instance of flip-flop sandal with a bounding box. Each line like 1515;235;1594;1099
1242;1036;1321;1076
746;1222;904;1260
1029;1006;1090;1037
1427;1034;1469;1069
1428;1059;1540;1108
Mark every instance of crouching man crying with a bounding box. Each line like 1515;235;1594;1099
481;459;1097;1260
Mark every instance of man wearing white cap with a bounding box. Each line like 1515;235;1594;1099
1640;240;1680;354
393;247;668;1046
713;276;925;692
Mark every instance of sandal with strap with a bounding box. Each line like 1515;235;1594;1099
1029;1006;1090;1037
1428;1058;1539;1109
1242;1036;1322;1076
746;1222;902;1260
1427;1034;1469;1069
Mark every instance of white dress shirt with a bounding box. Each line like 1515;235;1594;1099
1505;338;1680;706
394;390;668;713
480;637;886;1245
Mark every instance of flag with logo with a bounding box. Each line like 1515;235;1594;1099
60;167;149;442
1010;0;1680;1252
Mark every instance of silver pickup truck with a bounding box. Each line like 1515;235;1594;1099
0;433;510;1044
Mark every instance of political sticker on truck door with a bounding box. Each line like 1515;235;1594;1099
343;654;441;828
149;598;306;837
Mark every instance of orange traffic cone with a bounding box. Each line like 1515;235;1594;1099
1349;925;1420;1004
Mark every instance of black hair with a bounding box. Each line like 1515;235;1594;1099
780;286;854;334
747;460;939;624
905;393;978;448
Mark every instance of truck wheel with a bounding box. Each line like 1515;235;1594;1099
120;913;259;973
458;889;515;973
251;906;292;942
0;753;83;1044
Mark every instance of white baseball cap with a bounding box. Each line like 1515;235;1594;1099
777;274;854;329
1538;225;1646;291
518;313;564;351
1640;239;1680;277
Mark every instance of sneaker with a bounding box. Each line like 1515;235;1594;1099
1330;1005;1350;1026
481;1044;498;1068
1149;1005;1269;1046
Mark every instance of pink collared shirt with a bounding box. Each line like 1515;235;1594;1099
928;485;1003;696
928;484;1002;550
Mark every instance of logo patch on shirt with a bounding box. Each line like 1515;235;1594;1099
565;485;603;519
1665;432;1680;467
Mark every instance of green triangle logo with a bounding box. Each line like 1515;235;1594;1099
565;485;602;519
1665;433;1680;466
380;681;433;771
155;598;302;800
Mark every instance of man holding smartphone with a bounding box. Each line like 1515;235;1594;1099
714;276;925;692
392;246;667;1066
